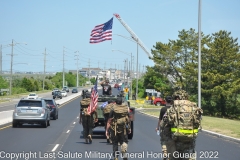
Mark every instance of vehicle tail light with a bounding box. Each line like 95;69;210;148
38;108;45;114
15;108;21;113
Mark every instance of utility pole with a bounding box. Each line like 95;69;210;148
7;40;16;95
62;46;65;88
74;51;79;87
43;48;46;90
198;0;202;108
115;64;116;79
0;45;2;75
124;59;126;85
110;63;112;80
10;40;14;95
88;59;90;82
136;39;139;100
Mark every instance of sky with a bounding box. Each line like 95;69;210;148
0;0;240;73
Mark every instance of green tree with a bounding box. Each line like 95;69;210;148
0;76;8;95
143;66;172;96
201;30;240;117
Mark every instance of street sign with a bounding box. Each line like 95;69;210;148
0;89;9;92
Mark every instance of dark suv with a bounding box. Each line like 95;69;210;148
43;98;59;120
53;90;62;99
12;98;51;128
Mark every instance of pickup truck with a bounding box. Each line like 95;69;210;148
95;95;135;140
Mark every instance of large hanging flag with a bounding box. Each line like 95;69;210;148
87;76;98;114
90;18;113;43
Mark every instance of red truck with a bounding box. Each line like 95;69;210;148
153;97;166;106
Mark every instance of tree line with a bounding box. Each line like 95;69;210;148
133;29;240;119
0;72;90;95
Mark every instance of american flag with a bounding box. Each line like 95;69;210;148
89;17;113;43
87;77;98;114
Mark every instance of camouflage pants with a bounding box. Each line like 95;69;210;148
173;140;196;160
160;134;176;160
82;115;94;139
112;128;128;159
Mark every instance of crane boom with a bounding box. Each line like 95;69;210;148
114;14;153;59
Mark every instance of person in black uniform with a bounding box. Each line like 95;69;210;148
155;96;176;160
101;79;112;95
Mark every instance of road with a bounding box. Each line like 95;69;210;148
0;88;240;160
0;89;82;112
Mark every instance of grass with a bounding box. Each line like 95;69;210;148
142;110;240;139
128;99;161;108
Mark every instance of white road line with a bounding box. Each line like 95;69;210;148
52;144;59;152
77;117;79;119
73;122;76;124
66;130;70;133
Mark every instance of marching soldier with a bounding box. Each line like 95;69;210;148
105;97;131;160
79;92;98;144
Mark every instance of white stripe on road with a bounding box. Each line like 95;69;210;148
73;122;76;124
52;144;59;152
66;130;70;133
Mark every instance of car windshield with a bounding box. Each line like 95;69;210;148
18;100;42;107
61;91;65;93
44;100;54;105
29;94;36;96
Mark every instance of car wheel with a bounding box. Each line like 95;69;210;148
53;114;56;120
60;97;62;99
12;120;17;128
156;102;161;106
56;112;59;119
42;120;47;128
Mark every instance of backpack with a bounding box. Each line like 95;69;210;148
112;104;129;135
80;98;91;116
103;103;115;117
166;100;203;142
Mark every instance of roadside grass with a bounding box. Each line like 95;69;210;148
142;110;240;139
128;99;161;108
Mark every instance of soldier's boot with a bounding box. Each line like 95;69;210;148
88;135;92;143
106;135;110;143
85;138;88;144
123;158;128;160
113;158;118;160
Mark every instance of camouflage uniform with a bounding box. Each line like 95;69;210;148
81;109;97;143
80;94;98;144
159;103;176;160
103;101;116;143
108;98;130;160
170;89;200;160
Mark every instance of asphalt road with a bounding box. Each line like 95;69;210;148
0;89;82;112
0;88;240;160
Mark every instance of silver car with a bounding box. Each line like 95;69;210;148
12;98;51;128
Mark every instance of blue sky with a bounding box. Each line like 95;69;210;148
0;0;240;73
